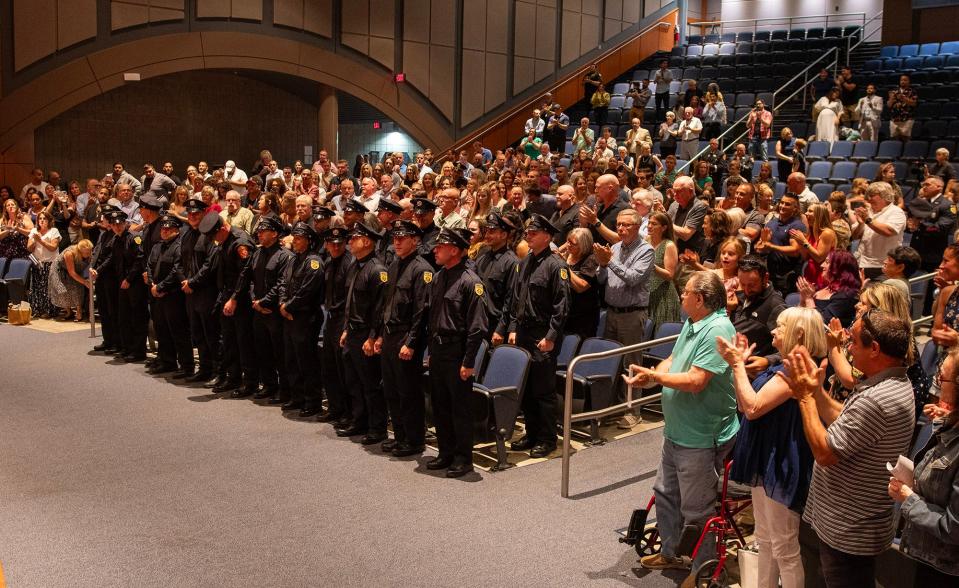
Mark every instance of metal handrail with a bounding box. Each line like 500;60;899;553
447;18;676;158
909;271;938;327
561;333;679;498
689;13;867;37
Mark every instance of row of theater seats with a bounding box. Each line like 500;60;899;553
878;41;959;59
686;26;862;45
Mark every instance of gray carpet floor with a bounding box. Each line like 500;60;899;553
0;326;686;587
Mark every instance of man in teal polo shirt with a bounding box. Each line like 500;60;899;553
624;270;739;581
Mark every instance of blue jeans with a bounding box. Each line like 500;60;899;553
653;437;736;569
749;136;768;161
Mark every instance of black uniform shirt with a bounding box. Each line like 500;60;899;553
475;244;519;336
427;259;489;367
381;252;432;350
234;241;293;310
504;247;570;341
343;251;388;340
147;235;183;295
418;225;440;269
180;226;217;291
111;229;145;286
323;251;354;319
280;251;325;316
91;231;115;277
216;227;254;307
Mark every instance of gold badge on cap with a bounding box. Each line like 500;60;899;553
380;271;388;283
423;271;433;284
310;259;320;270
474;283;484;296
560;268;569;280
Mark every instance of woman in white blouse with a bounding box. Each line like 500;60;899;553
27;210;62;318
813;87;843;145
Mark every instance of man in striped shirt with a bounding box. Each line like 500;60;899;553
782;309;915;588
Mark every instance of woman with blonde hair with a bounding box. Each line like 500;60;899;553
826;281;931;412
49;238;93;321
718;306;828;588
170;185;190;222
471;185;493;222
646;212;681;331
790;202;837;287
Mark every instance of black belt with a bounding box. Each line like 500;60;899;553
607;305;647;313
433;334;464;345
384;324;411;335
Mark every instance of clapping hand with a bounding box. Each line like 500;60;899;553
825;317;847;349
796;276;815;301
592;243;612;266
778;345;827;401
716;334;756;367
579;204;598;227
622;364;657;388
931;324;959;347
788;228;808;246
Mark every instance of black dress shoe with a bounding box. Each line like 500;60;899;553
146;363;177;375
426;456;454;470
213;380;241;393
203;376;221;389
298;407;319;418
93;343;111;352
267;396;287;405
171;370;194;379
510;436;536;451
281;400;305;411
360;432;388;445
230;388;253;399
123;353;146;363
392;443;425;457
381;439;398;453
252;389;274;400
334;417;352;429
446;462;474;478
336;425;367;437
316;411;336;423
185;371;212;383
529;443;557;459
207;375;227;388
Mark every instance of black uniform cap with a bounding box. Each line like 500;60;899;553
411;197;439;215
107;210;128;224
390;219;422;238
312;205;335;220
139;194;163;211
376;199;403;214
526;213;560;236
348;222;382;242
198;213;223;236
256;214;285;233
343;199;369;214
485;210;516;232
322;227;349;244
158;215;182;229
290;221;317;241
184;198;209;212
434;227;471;249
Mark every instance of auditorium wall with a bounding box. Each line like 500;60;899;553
33;71;317;184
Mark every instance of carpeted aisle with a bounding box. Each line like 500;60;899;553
0;326;679;587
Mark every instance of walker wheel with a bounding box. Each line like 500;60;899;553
693;559;729;588
636;527;661;556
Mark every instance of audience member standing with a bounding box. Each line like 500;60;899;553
852;182;907;280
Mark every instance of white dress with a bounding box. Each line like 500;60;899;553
814;98;842;145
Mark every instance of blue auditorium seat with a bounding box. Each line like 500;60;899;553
919;42;940;56
850;141;877;162
827;142;853;162
879;46;899;60
856;161;880;181
898;44;919;58
941;41;959;55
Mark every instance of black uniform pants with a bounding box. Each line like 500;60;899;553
186;290;219;373
156;292;193;371
117;283;148;356
342;333;385;433
516;324;559;446
95;275;119;348
253;311;287;394
220;304;256;387
428;344;474;464
284;313;322;408
381;331;426;446
321;316;349;418
150;298;175;366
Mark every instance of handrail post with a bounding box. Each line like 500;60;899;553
88;277;96;337
561;354;578;498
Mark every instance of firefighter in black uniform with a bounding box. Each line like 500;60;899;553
475;210;519;342
91;204;119;354
146;214;194;376
374;198;402;266
502;214;569;458
108;209;148;362
426;227;489;478
411;197;440;269
233;215;293;402
336;222;388;444
279;222;326;418
318;227;353;425
311;206;335;256
374;219;432;457
137;195;167;372
180;198;220;384
342;199;367;230
201;214;257;397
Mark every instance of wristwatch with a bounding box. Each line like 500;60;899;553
592;221;601;229
865;217;874;224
